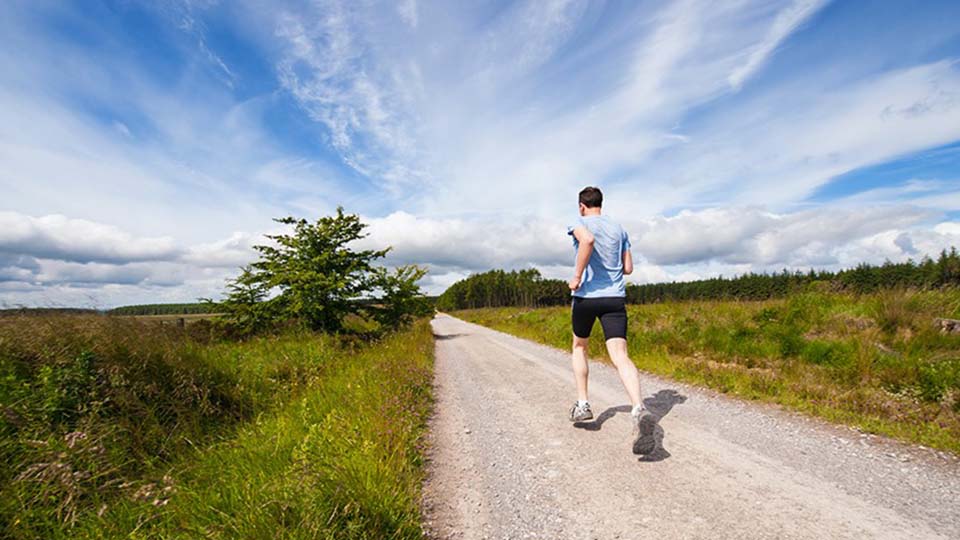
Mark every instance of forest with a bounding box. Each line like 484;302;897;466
436;248;960;310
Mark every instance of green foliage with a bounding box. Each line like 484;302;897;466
917;358;960;405
218;208;429;333
369;265;434;329
436;268;570;310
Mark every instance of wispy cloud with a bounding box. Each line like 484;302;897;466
727;0;828;89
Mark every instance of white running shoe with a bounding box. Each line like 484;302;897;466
569;401;594;422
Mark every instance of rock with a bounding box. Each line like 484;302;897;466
935;318;960;334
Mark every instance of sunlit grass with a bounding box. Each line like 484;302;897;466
1;314;433;539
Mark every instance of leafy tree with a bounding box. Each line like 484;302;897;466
217;208;428;333
369;265;434;328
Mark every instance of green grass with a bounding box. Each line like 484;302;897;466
454;289;960;454
1;314;433;539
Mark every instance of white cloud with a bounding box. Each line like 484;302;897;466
397;0;418;29
0;212;180;264
727;0;828;89
627;205;935;266
182;232;261;268
359;211;571;270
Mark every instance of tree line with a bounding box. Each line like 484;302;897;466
435;269;570;311
108;303;227;316
437;248;960;310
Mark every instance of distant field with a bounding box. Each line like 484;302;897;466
118;312;222;323
106;302;225;316
455;289;960;454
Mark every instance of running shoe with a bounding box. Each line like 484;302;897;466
632;409;656;455
569;401;593;422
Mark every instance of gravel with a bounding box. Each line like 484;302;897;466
420;314;960;540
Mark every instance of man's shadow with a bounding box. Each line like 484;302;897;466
573;389;687;462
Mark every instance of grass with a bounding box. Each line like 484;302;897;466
1;313;434;539
454;289;960;454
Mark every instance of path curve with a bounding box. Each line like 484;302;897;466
420;314;960;540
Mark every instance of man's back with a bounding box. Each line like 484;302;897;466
567;215;630;298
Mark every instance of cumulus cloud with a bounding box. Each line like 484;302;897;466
627;206;935;266
182;232;261;268
0;212;180;264
359;211;571;271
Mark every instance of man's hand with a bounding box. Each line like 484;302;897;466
568;275;582;291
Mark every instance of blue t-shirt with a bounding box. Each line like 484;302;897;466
567;215;631;298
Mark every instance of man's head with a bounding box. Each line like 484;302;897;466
578;186;603;216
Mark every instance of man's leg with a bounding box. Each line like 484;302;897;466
572;335;590;402
604;337;641;407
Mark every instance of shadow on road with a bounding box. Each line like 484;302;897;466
643;389;687;421
573;389;687;462
573;405;632;431
639;389;687;462
433;332;468;341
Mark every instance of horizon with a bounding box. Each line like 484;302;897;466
3;1;960;308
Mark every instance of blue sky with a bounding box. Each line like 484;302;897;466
2;0;960;307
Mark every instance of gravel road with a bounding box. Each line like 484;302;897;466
420;314;960;540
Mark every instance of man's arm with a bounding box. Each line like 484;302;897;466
569;226;595;291
623;248;633;275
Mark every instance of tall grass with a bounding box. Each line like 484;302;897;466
455;289;960;454
1;314;433;539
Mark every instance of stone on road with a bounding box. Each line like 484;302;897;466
420;314;960;540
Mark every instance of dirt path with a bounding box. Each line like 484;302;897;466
420;314;960;540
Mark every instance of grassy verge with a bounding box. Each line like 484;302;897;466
1;314;433;539
454;289;960;454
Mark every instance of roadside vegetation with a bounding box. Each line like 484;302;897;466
1;209;435;539
456;289;960;454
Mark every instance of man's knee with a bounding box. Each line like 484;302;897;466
605;337;630;361
573;336;589;350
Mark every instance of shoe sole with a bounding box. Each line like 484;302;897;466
570;411;594;422
632;414;656;455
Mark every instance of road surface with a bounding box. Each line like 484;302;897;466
420;314;960;540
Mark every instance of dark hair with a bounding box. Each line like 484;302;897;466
578;186;603;208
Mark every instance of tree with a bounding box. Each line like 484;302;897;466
369;265;433;328
217;208;428;333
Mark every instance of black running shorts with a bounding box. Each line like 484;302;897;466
571;296;627;340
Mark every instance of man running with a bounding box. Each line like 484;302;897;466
566;186;656;455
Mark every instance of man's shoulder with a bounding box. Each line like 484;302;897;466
597;215;624;231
